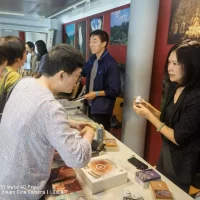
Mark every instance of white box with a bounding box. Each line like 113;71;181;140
75;155;128;194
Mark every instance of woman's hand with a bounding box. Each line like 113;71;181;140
133;97;153;112
133;102;152;119
140;99;152;111
133;98;161;120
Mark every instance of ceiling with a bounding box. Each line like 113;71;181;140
0;0;82;19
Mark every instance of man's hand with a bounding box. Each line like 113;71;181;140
68;119;97;131
84;92;97;100
76;121;97;131
80;126;95;143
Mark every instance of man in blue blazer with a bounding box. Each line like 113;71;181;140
83;30;121;131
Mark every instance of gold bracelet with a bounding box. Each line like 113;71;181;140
157;123;165;132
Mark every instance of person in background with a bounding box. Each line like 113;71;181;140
34;40;48;78
82;30;121;131
0;44;95;200
0;36;26;90
25;41;37;74
133;40;200;193
0;38;8;78
0;36;26;115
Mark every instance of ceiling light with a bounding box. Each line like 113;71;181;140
0;12;25;16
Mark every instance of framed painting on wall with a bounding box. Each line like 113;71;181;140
90;16;103;32
168;0;200;44
110;7;130;45
77;21;86;59
65;23;75;47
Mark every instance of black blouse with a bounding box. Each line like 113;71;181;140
158;83;200;184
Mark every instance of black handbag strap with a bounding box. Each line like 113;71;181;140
0;71;12;113
0;71;12;97
0;76;29;116
6;77;28;102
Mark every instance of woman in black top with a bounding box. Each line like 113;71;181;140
133;40;200;193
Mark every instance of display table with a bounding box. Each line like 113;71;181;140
46;99;193;200
46;130;193;200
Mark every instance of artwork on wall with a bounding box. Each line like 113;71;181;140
65;23;75;47
77;21;86;59
168;0;200;44
90;16;103;32
110;7;130;45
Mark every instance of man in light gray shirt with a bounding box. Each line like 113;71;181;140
25;41;37;73
0;44;95;200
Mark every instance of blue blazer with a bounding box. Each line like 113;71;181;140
82;49;121;114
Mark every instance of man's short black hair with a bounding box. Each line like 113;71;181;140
1;36;25;66
90;30;109;47
0;38;8;66
164;40;200;88
42;44;85;77
26;41;35;51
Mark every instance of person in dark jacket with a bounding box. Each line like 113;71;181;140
133;40;200;193
82;30;120;131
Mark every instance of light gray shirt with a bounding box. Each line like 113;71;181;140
0;78;91;200
30;52;38;73
89;59;98;92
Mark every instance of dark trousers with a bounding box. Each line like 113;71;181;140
88;106;112;132
157;153;190;194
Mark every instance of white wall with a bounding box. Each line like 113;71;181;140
0;17;51;36
58;0;131;24
25;32;47;44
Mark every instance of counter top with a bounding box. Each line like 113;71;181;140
46;99;193;200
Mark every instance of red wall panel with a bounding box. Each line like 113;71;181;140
145;0;174;165
19;31;25;41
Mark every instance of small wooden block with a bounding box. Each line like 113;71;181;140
104;138;117;147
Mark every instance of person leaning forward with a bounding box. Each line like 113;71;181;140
0;44;95;200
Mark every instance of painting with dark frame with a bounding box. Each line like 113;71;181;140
77;21;86;59
110;7;130;45
65;23;75;47
168;0;200;44
90;16;103;32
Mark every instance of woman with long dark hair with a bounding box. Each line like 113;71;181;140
133;40;200;193
34;40;48;78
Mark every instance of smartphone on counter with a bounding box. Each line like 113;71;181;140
128;156;148;170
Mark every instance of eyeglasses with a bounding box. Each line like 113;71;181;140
76;75;82;84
